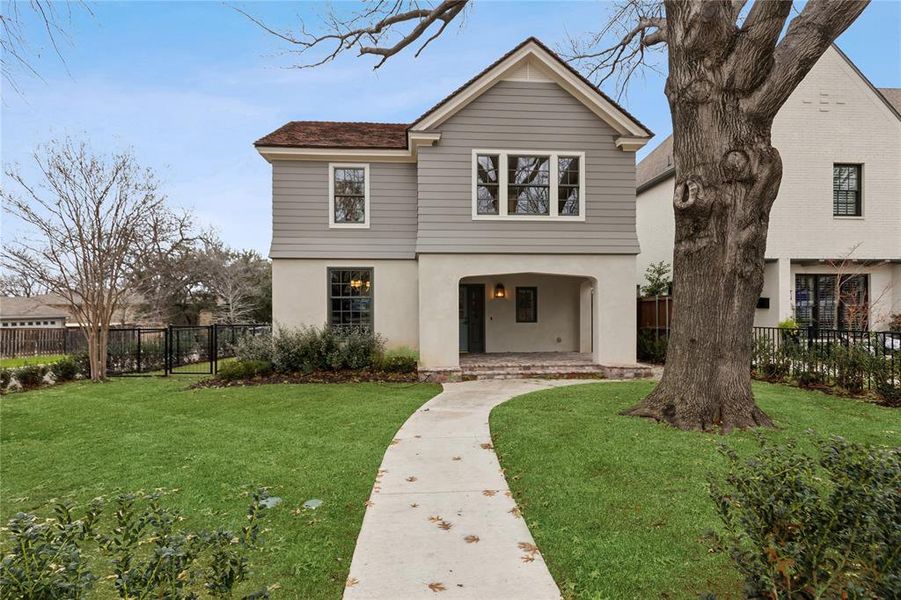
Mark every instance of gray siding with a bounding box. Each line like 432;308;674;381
416;80;640;254
270;161;417;259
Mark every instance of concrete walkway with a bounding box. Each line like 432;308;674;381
344;379;589;600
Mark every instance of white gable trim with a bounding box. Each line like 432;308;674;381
411;40;651;145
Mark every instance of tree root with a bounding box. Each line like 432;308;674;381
621;388;774;434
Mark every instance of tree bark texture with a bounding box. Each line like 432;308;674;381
624;1;786;431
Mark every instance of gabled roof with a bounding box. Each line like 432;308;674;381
410;37;652;137
255;36;652;157
254;121;408;149
637;45;901;194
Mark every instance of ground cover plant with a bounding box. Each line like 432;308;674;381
490;380;901;599
0;377;439;598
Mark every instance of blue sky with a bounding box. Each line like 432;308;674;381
2;0;899;254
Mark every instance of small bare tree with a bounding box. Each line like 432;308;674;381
1;138;189;381
244;0;870;431
823;243;890;331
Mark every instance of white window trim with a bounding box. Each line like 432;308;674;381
471;149;586;221
329;163;371;229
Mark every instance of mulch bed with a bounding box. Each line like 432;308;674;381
191;369;419;389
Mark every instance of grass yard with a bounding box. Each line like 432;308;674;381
0;354;68;368
1;377;439;598
490;380;900;600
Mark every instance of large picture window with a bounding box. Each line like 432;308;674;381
833;164;861;217
329;164;370;228
328;268;373;329
472;150;585;220
795;273;868;330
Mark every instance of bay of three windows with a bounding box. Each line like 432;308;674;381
475;151;584;218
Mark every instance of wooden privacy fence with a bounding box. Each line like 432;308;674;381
637;295;673;332
0;327;86;358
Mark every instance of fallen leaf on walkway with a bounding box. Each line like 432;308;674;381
428;582;446;592
346;577;359;588
428;515;442;523
518;542;539;555
508;507;522;518
464;535;480;543
482;490;496;497
480;443;494;450
452;456;462;461
521;554;535;563
390;439;401;446
414;435;422;438
364;500;374;508
406;476;418;482
410;503;419;508
437;520;453;530
504;491;513;498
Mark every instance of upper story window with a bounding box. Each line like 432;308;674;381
472;150;585;221
833;164;861;217
329;163;370;228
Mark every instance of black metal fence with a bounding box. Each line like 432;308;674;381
751;326;900;394
0;324;270;377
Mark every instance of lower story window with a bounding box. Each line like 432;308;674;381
328;268;373;329
795;274;868;330
515;287;538;323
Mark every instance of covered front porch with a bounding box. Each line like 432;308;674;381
416;254;642;378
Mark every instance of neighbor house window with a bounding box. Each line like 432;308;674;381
795;274;868;330
515;287;538;323
329;164;370;228
833;164;861;217
328;268;373;329
472;150;585;220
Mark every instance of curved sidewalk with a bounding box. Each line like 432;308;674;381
344;379;588;600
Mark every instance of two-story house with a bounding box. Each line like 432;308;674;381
255;38;652;378
636;45;901;331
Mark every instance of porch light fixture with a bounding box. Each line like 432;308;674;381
493;283;506;299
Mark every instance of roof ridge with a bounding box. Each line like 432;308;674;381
285;120;409;126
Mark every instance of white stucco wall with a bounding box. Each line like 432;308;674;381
460;273;583;353
271;258;420;350
417;254;637;370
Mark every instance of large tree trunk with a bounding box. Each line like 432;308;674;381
625;11;782;431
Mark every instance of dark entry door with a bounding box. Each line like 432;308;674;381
459;284;485;353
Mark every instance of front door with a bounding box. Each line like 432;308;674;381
459;284;485;353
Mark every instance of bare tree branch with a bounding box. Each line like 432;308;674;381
233;0;470;69
0;0;91;93
742;0;870;118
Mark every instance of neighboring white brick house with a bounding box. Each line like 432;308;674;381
636;46;901;330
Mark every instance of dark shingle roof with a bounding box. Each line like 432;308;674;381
255;37;652;150
255;121;409;149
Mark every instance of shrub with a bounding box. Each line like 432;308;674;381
0;369;10;390
710;435;899;600
234;332;274;364
777;317;799;329
50;355;86;382
637;330;668;364
888;313;901;333
217;359;273;381
271;325;384;373
831;342;871;394
0;489;273;600
377;346;419;373
14;364;47;388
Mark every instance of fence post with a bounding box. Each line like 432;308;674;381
136;328;142;374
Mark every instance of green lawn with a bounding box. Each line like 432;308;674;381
490;381;900;600
0;354;68;368
1;377;439;598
